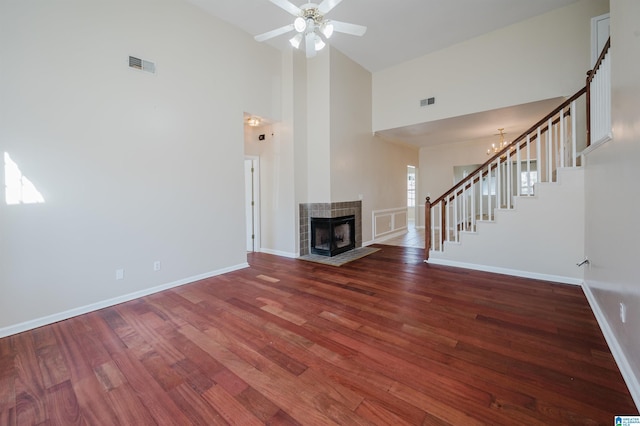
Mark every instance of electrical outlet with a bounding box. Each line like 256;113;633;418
153;261;161;272
116;269;124;280
620;302;627;324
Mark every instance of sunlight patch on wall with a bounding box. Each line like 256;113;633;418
4;152;45;205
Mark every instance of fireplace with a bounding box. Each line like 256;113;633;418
310;215;355;257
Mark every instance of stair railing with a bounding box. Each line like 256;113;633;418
424;90;585;259
425;38;611;260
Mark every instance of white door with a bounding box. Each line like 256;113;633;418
244;157;260;252
591;13;610;66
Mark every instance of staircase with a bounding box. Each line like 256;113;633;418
424;40;611;284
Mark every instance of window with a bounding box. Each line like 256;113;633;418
482;173;496;196
521;170;538;195
407;166;416;207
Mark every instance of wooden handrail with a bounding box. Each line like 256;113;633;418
430;87;585;208
587;38;611;84
446;114;570;200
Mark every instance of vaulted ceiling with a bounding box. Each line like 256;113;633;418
187;0;581;147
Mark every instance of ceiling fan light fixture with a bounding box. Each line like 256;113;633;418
321;22;334;38
254;0;367;60
289;33;303;49
294;17;307;32
314;34;326;51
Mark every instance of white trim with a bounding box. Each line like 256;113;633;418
0;263;249;339
259;247;298;258
373;229;408;244
582;284;640;410
372;207;408;239
425;257;583;286
580;134;613;157
244;156;261;252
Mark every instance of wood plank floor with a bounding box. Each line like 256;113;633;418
0;245;637;425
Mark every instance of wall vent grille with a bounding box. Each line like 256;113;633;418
420;97;435;107
129;56;156;74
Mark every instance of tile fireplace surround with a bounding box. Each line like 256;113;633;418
299;201;362;256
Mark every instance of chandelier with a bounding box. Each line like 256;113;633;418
487;128;509;155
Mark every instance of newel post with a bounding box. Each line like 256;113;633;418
424;197;431;261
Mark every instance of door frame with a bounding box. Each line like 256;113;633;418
244;156;261;252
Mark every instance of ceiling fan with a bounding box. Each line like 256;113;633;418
254;0;367;58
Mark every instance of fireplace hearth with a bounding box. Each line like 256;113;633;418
310;215;355;257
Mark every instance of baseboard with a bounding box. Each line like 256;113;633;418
0;262;249;339
425;257;583;286
582;284;640;410
373;229;408;244
259;248;298;258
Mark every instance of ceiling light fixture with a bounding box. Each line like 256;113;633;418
314;34;326;51
487;128;509;155
255;0;367;59
320;22;334;38
294;16;307;32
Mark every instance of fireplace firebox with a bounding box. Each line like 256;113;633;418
310;215;356;257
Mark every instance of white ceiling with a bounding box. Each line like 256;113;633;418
187;0;580;147
376;97;566;149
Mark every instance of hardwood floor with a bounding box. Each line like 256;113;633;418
0;245;636;425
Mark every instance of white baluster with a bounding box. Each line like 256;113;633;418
516;142;521;197
471;173;476;231
445;199;449;243
479;167;484;222
560;108;565;168
547;118;553;182
489;164;493;221
461;186;466;233
537;127;542;183
496;159;501;210
571;100;577;166
506;151;511;209
526;134;531;195
431;201;436;251
453;192;458;243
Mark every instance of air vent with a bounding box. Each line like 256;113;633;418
420;97;435;107
129;56;156;74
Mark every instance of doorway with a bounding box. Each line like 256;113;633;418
407;165;416;227
244;156;260;252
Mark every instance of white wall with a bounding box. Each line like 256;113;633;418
583;0;640;407
0;0;282;333
430;168;585;283
306;50;332;203
372;0;609;133
420;137;494;205
328;48;418;244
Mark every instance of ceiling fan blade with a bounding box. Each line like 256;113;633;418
329;20;367;36
317;0;343;15
269;0;302;16
254;23;295;42
305;32;316;58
